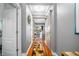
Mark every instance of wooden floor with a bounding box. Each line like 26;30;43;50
26;38;53;56
60;51;79;56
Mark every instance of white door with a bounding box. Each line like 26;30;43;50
2;8;17;56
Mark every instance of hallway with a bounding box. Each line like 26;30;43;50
25;3;54;56
0;3;79;56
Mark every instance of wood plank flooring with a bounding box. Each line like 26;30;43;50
26;38;53;56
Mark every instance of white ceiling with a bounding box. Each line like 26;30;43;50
34;19;45;23
29;4;51;17
28;4;51;23
29;5;49;14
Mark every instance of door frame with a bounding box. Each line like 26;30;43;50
2;3;21;56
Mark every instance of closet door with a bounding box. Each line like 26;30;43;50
2;8;17;56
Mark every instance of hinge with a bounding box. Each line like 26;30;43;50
16;31;18;34
16;49;18;56
16;49;18;51
50;10;52;12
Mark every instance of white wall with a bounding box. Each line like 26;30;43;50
45;4;79;54
26;5;33;52
50;6;56;52
21;4;26;52
45;11;51;49
56;3;79;54
20;4;33;53
45;5;54;51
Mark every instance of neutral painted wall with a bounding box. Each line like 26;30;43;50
50;6;56;52
26;5;33;52
21;4;26;52
45;5;55;52
45;14;50;49
19;4;33;53
56;3;79;54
